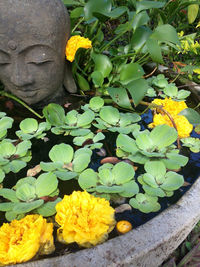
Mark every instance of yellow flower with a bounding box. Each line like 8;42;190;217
152;98;188;116
66;35;92;62
149;98;193;138
149;114;193;138
178;31;184;37
55;191;116;248
194;68;200;74
0;215;54;266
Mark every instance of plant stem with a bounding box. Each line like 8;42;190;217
100;31;125;53
0;91;44;119
72;17;84;33
111;52;137;61
140;101;181;149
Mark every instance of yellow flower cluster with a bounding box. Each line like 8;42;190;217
0;215;54;266
66;35;92;62
149;98;193;138
55;191;116;248
178;31;200;55
151;97;188;115
194;68;200;80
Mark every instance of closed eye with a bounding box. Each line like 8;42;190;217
27;59;53;65
0;62;10;66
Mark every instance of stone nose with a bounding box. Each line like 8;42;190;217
10;60;34;87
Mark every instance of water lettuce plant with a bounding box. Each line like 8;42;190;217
0;140;32;178
40;143;92;181
0;112;13;140
0;173;61;221
138;161;184;197
78;161;139;200
116;124;188;169
43;103;95;137
16;118;51;140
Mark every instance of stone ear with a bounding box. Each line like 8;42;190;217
63;61;77;93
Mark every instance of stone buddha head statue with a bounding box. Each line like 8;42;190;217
0;0;77;106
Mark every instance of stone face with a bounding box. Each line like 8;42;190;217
0;0;76;106
12;177;200;267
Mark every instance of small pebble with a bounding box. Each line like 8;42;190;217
116;220;132;234
96;148;107;157
115;204;132;213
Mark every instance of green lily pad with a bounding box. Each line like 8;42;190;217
19;118;38;133
16;183;36;202
13;199;44;214
116;134;138;154
99;168;114;186
129;193;160;213
112;162;135;185
144;160;166;177
161;171;184;191
0;188;19;202
0;142;16;158
49;143;74;164
77;110;95;127
100;106;120;125
35;173;58;197
54;171;78;181
36;198;62;217
150;125;178;149
119;180;139;197
78;168;98;189
89;97;104;111
43;103;66;126
95;185;123;193
0;202;15;211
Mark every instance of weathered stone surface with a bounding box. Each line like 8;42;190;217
13;177;200;267
0;0;76;106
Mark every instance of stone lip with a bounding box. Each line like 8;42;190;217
13;176;200;267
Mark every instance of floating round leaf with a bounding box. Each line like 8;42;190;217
0;189;19;202
0;142;16;158
112;162;135;185
78;169;98;189
95;185;123;193
77;110;95;127
160;171;184;191
89;97;104;111
99;168;114;186
16;183;36;202
15;177;37;190
135;131;153;151
35;173;58;198
49;143;74;164
20;118;38;134
43;103;66;126
100;106;120;125
116;134;138;154
119;180;139;197
144;160;166;178
13;199;44;214
129;193;161;213
150;125;178;149
73;153;91;173
55;171;78;181
36;198;62;217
